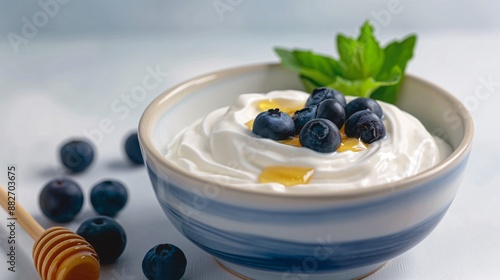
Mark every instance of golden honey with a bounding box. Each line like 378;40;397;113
257;99;304;115
338;137;368;152
278;135;369;152
245;119;254;130
258;166;314;187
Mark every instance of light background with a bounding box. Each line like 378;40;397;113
0;1;499;279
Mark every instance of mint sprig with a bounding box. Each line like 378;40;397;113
274;21;416;104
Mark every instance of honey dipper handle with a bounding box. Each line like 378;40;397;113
0;185;45;240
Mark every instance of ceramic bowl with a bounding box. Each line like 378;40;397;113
138;63;473;280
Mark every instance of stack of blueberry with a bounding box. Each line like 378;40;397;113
39;132;186;279
252;87;386;153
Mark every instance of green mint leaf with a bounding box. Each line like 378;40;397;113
274;47;340;87
337;22;384;80
379;35;416;79
371;35;417;103
327;66;401;97
370;80;399;104
336;35;359;78
274;22;416;104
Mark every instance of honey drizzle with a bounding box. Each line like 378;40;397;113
257;99;303;115
258;166;314;187
245;119;254;130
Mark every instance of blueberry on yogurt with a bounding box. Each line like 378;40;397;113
292;105;317;134
345;110;386;144
345;97;383;119
315;99;346;129
252;108;295;140
299;119;341;153
305;87;347;107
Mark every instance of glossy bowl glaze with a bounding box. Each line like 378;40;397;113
139;63;473;280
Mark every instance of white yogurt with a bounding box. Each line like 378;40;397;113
164;90;452;192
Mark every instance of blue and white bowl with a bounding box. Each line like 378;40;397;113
138;64;473;279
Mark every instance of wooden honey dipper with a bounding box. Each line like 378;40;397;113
0;185;100;280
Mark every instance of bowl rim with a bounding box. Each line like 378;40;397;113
138;63;474;199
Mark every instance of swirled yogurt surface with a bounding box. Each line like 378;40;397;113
164;90;452;192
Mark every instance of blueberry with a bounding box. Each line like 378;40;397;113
90;180;128;217
252;108;295;140
142;243;187;280
305;87;347;107
125;132;144;165
299;119;341;153
345;110;386;144
345;97;383;119
315;99;346;129
39;178;84;223
60;139;94;173
292;105;317;134
77;216;127;264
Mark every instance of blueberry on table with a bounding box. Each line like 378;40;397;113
252;108;295;140
76;216;127;264
305;87;347;107
90;180;128;217
59;139;94;173
345;110;386;144
315;99;346;129
39;178;84;223
299;119;341;153
125;132;144;165
292;105;317;134
142;243;187;280
345;97;383;119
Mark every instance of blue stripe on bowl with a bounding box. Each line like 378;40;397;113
146;156;467;224
161;200;451;273
145;159;463;273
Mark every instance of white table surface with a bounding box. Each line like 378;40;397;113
0;29;499;280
